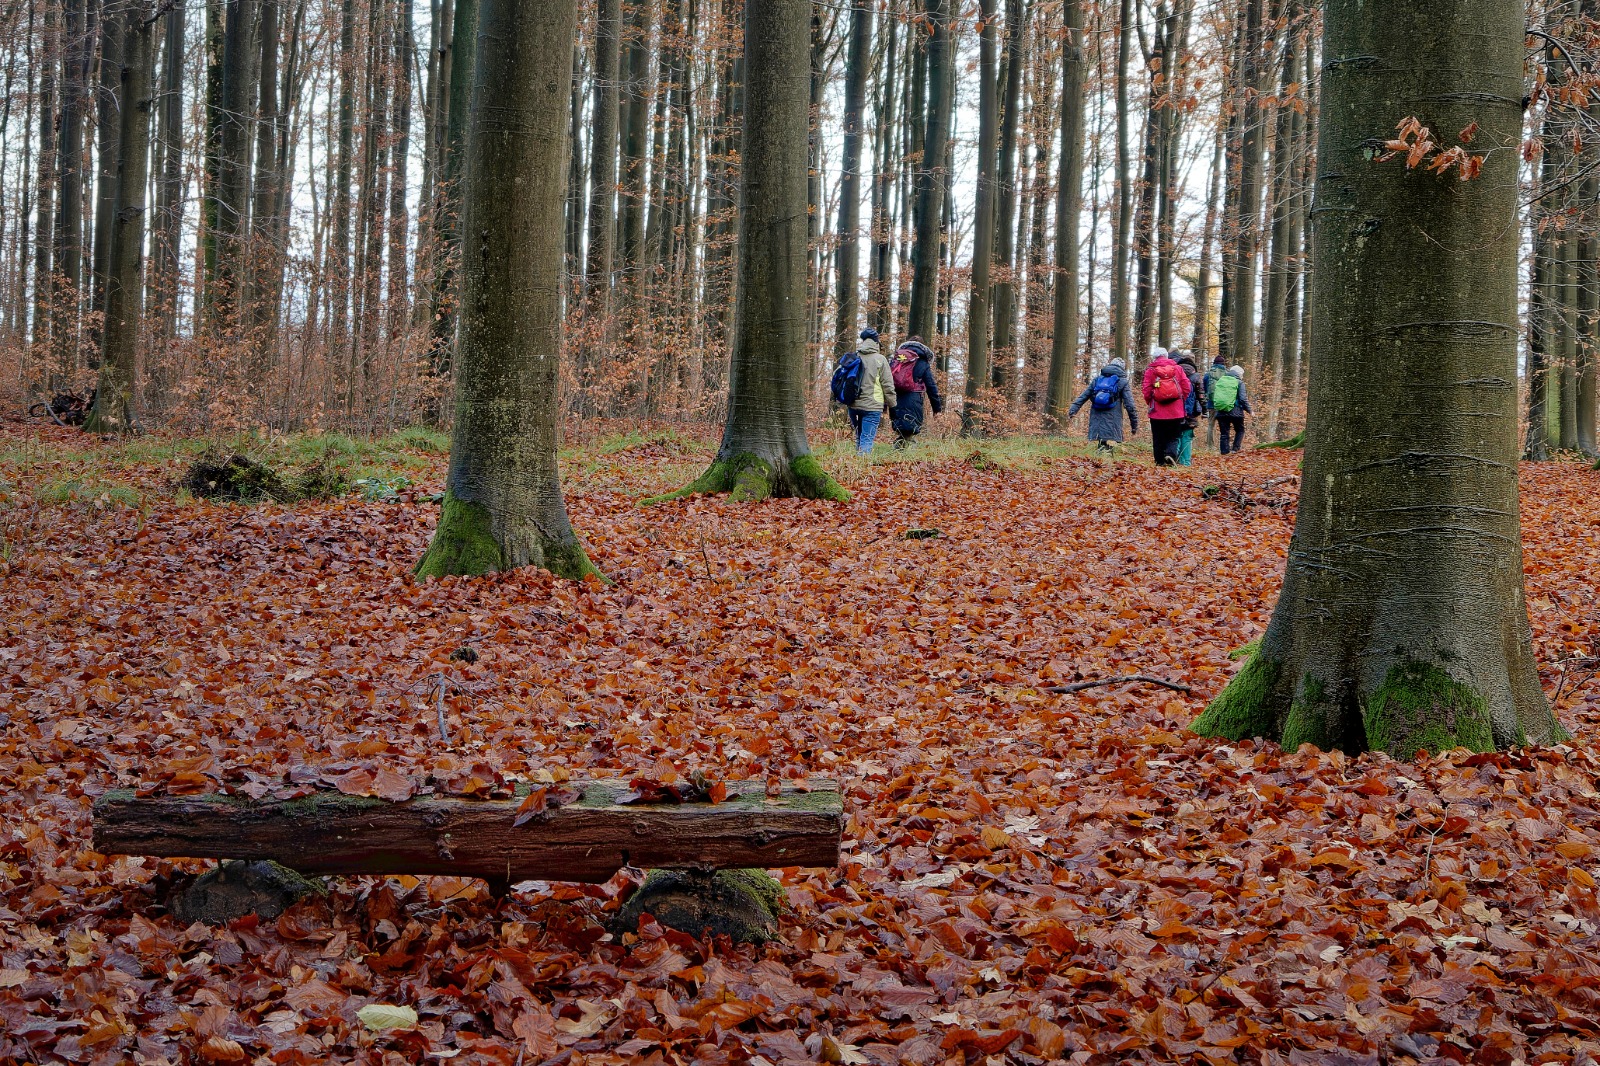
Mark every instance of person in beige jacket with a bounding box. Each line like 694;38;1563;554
849;329;897;455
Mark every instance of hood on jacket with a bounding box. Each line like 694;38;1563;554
1149;353;1179;368
858;336;881;357
1176;354;1198;372
897;340;934;362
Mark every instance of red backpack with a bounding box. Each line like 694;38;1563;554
892;354;923;394
1151;364;1182;403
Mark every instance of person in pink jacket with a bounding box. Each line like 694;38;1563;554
1141;346;1193;466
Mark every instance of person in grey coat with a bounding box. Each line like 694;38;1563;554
1067;356;1140;451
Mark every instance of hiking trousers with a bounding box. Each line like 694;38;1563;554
1218;417;1246;455
1150;418;1185;466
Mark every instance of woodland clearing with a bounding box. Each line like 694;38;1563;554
1;421;1599;1065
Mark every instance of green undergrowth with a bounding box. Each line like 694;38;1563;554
36;477;144;510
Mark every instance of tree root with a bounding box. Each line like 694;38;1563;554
643;453;848;505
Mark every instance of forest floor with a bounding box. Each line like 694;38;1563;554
2;418;1599;1065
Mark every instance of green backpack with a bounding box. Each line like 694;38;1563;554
1211;374;1241;414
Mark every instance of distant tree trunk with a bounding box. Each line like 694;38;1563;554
1193;0;1564;758
990;0;1024;394
654;0;845;504
1559;231;1579;452
55;0;88;368
618;0;651;286
1228;0;1266;375
31;0;58;354
426;0;475;376
84;2;153;434
1260;3;1302;438
150;0;185;343
1045;0;1085;426
1154;0;1190;349
833;0;870;354
584;0;618;318
868;6;897;322
1108;0;1132;366
416;0;598;580
387;0;414;342
212;0;258;332
89;0;122;333
1525;51;1562;462
907;0;950;341
1579;173;1597;456
248;0;281;364
963;0;998;433
198;0;224;315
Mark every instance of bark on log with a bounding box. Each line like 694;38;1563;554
93;779;842;883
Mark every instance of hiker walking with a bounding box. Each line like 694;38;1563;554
1141;346;1192;466
1201;354;1228;452
1173;350;1204;467
1067;356;1140;452
889;338;943;447
1211;363;1253;455
832;328;897;455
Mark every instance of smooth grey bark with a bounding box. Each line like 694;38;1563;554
416;0;596;580
150;0;184;342
1045;0;1086;427
1261;4;1303;438
55;0;88;365
84;2;153;434
585;0;619;316
1191;121;1222;357
1108;0;1131;366
1194;0;1563;758
212;0;258;330
906;0;951;341
1227;0;1266;374
618;0;651;283
834;0;870;353
32;0;57;352
89;0;122;331
989;0;1023;393
425;0;475;375
1579;174;1597;456
655;0;844;504
962;0;998;434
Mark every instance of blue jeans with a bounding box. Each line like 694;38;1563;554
851;410;882;455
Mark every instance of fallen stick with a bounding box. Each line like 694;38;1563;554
1047;675;1194;696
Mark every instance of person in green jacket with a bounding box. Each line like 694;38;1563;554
849;329;898;455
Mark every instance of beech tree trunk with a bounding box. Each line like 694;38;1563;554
962;0;998;434
584;0;619;317
989;0;1023;394
1044;0;1085;426
84;2;154;434
416;0;597;580
1193;0;1564;758
907;0;951;341
653;0;844;504
833;0;869;353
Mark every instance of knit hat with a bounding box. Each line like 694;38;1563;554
1150;345;1169;361
1108;356;1126;370
860;328;880;342
1212;353;1226;366
1229;364;1245;377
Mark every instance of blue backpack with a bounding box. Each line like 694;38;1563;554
831;353;864;406
1183;374;1201;417
1089;369;1122;411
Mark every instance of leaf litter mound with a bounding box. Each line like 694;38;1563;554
1;427;1599;1065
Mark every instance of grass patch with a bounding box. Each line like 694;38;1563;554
37;478;143;509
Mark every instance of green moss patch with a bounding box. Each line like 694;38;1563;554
415;493;504;577
1191;654;1282;742
1362;661;1496;759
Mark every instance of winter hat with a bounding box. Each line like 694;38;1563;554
1107;356;1127;370
1229;364;1246;377
1212;353;1227;366
860;328;880;343
1150;345;1169;361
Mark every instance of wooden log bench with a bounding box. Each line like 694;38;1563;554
94;778;843;939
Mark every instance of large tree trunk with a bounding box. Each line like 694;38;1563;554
906;0;950;341
1192;0;1564;758
833;0;869;355
83;2;154;434
415;0;597;580
653;0;844;504
1044;0;1085;427
961;0;998;434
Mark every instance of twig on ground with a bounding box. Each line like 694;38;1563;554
434;674;451;744
1047;675;1194;696
698;532;717;583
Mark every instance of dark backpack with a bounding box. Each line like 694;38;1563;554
892;354;922;394
1089;370;1122;411
1182;374;1201;417
831;353;864;406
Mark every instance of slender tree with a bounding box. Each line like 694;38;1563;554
906;0;951;341
652;0;846;503
1045;0;1086;425
963;0;999;433
584;0;620;316
84;0;154;433
416;0;598;579
833;0;870;352
1193;0;1565;757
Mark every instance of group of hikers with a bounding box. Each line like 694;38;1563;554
831;331;1251;465
1066;346;1253;465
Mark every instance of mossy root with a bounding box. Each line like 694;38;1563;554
416;491;602;581
642;452;849;505
612;868;784;944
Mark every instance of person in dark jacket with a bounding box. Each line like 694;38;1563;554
889;338;943;446
1212;364;1254;455
1173;350;1204;467
1067;356;1140;451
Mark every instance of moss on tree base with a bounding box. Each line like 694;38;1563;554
643;452;849;505
416;491;601;581
1192;651;1560;760
1256;431;1306;450
612;868;784;944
